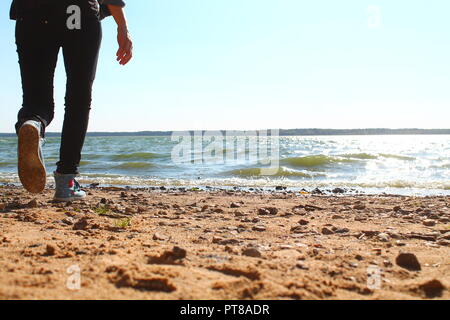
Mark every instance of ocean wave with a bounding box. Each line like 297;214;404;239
113;162;156;170
109;152;168;161
0;161;16;167
339;153;379;160
281;155;358;167
379;153;415;161
226;167;325;178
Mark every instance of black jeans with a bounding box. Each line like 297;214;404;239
14;3;102;174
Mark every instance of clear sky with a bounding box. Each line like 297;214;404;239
1;0;449;132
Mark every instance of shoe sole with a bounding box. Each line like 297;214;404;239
18;124;46;193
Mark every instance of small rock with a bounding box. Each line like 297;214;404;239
252;225;266;232
353;204;366;210
27;199;38;208
396;252;421;271
61;217;75;225
45;244;56;256
383;260;393;268
213;237;240;245
125;207;135;214
0;203;6;211
331;214;344;219
152;233;168;241
230;202;241;208
332;187;345;194
298;219;309;226
212;236;224;244
242;247;262;258
258;208;270;215
334;227;350;234
438;232;450;240
423;219;436;227
296;262;309;270
234;211;247;217
437;239;450;247
377;233;391;242
418;279;445;298
321;227;334;235
73;217;89;230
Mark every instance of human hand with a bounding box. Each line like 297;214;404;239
116;26;133;65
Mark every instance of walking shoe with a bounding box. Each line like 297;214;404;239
18;120;47;193
53;171;86;202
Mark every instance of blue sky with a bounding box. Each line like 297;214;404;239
1;0;449;132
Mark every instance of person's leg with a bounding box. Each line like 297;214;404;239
56;17;102;175
14;18;60;138
15;16;60;193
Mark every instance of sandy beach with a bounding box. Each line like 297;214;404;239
0;184;449;300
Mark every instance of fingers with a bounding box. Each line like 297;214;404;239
116;40;133;65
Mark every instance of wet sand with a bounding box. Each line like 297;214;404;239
0;185;449;300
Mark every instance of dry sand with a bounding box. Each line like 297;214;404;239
0;185;449;300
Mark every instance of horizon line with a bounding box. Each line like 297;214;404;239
1;128;450;136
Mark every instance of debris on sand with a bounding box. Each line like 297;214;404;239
147;246;187;265
396;252;421;271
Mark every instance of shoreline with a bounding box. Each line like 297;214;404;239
0;185;449;299
2;181;450;197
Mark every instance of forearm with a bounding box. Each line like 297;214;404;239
107;5;128;30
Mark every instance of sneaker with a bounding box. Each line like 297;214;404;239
53;171;86;202
17;120;47;193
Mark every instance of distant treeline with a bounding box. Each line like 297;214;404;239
1;128;449;138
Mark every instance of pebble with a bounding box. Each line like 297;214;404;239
418;279;445;298
353;204;366;210
252;225;266;232
258;208;270;215
395;252;421;271
0;203;6;211
437;239;450;247
321;227;334;235
73;218;89;230
152;233;168;241
377;233;391;242
298;219;309;226
331;214;344;219
45;244;56;256
61;217;75;225
332;188;345;194
438;232;450;240
355;254;364;261
27;199;38;208
125;207;135;214
423;219;436;227
296;262;309;270
334;227;350;234
242;247;262;258
230;202;241;208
